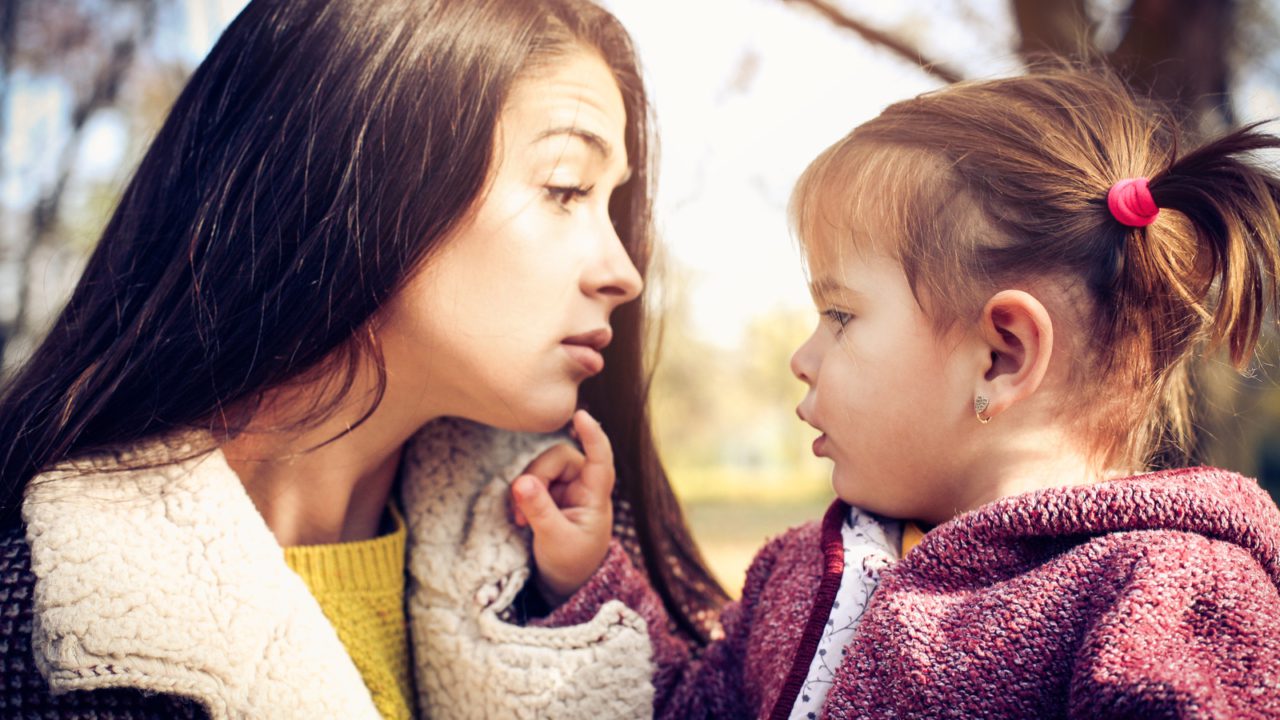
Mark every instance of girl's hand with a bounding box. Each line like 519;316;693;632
509;409;615;606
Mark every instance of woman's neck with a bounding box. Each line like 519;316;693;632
221;376;439;547
226;438;404;546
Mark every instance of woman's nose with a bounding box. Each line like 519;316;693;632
582;224;643;305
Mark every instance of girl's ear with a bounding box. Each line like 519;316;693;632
974;290;1053;421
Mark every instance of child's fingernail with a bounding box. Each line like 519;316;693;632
514;476;535;498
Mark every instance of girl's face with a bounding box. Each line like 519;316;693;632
377;49;641;433
791;247;975;523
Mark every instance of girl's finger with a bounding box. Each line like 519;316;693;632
572;409;616;498
511;472;554;526
522;443;584;484
511;474;574;539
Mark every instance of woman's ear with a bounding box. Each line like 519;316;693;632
973;290;1053;421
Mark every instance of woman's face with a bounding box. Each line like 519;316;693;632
377;49;641;433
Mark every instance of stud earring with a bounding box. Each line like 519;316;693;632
974;395;992;424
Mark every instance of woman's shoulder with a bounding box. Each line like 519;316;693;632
0;523;209;718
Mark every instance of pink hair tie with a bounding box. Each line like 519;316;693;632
1107;177;1159;228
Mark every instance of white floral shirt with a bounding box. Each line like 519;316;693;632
789;506;901;720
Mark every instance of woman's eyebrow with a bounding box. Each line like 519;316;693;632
533;126;613;160
532;126;632;184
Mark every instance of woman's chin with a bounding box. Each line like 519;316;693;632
514;413;574;435
468;396;578;435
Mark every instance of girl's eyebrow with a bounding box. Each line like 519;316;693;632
810;278;842;295
810;278;857;297
532;126;633;184
809;278;868;307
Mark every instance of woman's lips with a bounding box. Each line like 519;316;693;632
562;343;605;375
562;328;610;376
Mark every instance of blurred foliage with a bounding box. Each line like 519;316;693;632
1;0;186;360
1197;332;1280;499
649;266;831;504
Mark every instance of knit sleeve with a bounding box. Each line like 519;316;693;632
1068;536;1280;720
535;533;791;719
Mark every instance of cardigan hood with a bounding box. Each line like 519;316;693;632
20;419;656;719
904;466;1280;590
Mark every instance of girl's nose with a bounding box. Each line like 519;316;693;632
790;329;820;385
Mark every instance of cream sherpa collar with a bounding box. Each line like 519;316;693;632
22;437;381;719
23;420;657;719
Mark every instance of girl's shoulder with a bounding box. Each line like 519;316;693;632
739;500;849;599
887;467;1280;607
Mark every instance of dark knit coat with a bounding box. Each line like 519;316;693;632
544;467;1280;719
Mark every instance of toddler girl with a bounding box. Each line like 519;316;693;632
510;68;1280;719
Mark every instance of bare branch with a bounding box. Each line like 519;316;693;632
1009;0;1094;60
784;0;964;84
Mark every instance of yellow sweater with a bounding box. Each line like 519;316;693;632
902;521;926;556
283;506;415;720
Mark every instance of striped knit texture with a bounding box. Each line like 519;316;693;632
283;506;414;720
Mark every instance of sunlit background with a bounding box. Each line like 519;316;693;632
3;0;1279;594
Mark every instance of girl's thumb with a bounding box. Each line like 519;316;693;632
512;475;567;537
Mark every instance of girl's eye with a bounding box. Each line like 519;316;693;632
546;185;593;208
823;309;853;332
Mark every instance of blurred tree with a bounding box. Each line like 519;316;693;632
0;0;171;364
778;0;963;83
787;0;1272;135
1012;0;1238;136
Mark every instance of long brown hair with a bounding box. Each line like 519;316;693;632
0;0;726;640
793;66;1280;469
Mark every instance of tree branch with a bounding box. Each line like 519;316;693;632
784;0;964;84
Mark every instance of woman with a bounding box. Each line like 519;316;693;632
0;0;726;717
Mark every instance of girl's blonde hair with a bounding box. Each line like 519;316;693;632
792;67;1280;469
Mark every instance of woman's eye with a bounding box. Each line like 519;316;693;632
546;185;593;207
823;309;853;331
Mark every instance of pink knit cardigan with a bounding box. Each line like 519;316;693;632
542;467;1280;719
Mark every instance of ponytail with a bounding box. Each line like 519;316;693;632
1146;124;1280;369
